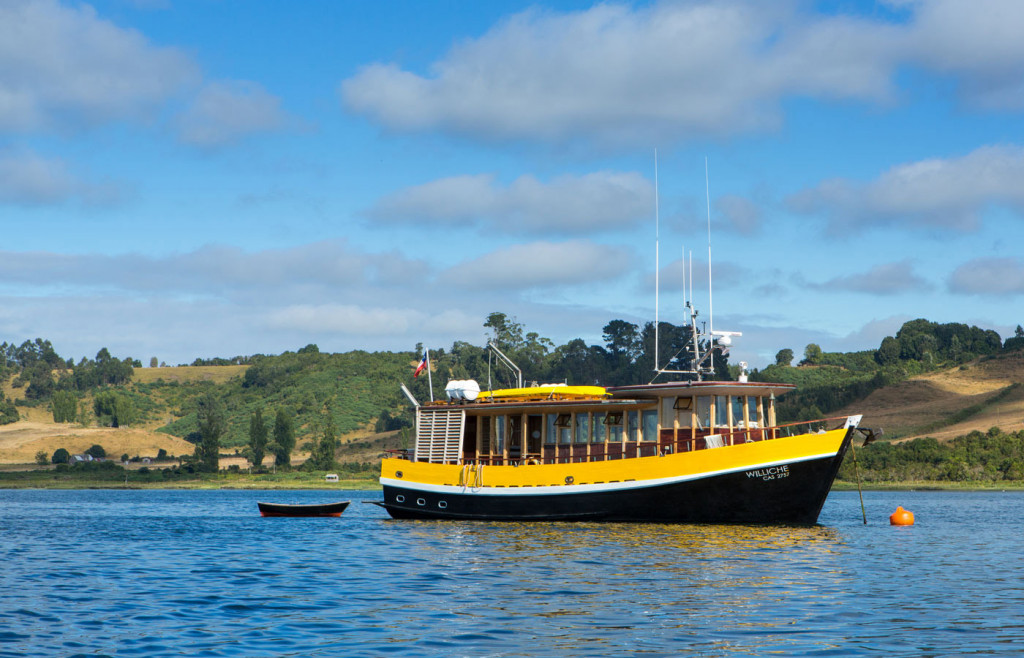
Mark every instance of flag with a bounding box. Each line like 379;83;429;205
413;351;427;378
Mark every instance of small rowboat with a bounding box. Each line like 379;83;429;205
257;501;350;517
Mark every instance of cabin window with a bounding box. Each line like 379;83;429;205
673;397;692;410
480;416;491;453
527;415;542;454
748;397;763;427
495;415;506;453
554;413;572;444
696;397;712;429
732;397;745;426
574;413;590;444
606;412;623;442
592;412;606;444
545;414;557;444
641;409;658;442
715;396;729;428
627;410;639;441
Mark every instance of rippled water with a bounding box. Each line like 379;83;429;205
1;489;1021;657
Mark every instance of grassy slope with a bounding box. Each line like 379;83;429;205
1;361;413;465
835;351;1024;440
1;367;233;463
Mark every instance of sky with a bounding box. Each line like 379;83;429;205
2;0;1024;371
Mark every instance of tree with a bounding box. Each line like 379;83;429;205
248;407;268;467
307;415;338;471
1005;325;1024;352
149;357;158;368
51;448;70;464
875;336;900;366
0;392;18;425
271;409;295;467
194;393;224;473
802;343;823;365
24;362;56;400
775;348;794;366
484;312;525;352
35;450;49;465
85;444;106;459
52;390;77;423
603;320;641;360
93;391;135;427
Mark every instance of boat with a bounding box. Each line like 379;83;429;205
257;501;350;517
378;171;874;523
377;308;875;524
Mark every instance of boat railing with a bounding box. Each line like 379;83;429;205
385;416;852;466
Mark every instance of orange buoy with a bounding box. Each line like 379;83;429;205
889;506;915;526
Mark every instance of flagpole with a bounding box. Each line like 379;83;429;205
425;348;434;402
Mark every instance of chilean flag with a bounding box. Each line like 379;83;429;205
413;351;427;378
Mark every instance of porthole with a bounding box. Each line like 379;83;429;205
417;498;426;506
395;471;404;479
438;501;448;509
396;495;405;503
565;475;574;485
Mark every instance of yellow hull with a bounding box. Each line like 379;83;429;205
381;427;847;489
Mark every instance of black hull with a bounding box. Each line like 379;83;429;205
258;501;350;517
381;435;850;524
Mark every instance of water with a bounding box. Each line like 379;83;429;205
1;489;1021;657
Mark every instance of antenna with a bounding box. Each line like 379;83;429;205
654;149;660;374
705;156;713;372
681;244;686;309
647;157;741;383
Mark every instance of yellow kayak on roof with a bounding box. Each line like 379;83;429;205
477;385;608;400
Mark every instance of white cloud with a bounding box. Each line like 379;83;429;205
812;260;933;295
787;145;1024;233
0;0;197;132
267;304;418;335
341;1;1024;146
0;241;426;300
265;305;482;339
342;2;897;145
175;81;290;148
0;239;639;365
902;0;1024;110
948;257;1024;296
438;240;630;290
0;148;120;205
366;171;652;235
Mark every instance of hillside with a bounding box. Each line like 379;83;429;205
0;362;410;465
3;317;1022;468
836;351;1024;441
1;366;228;464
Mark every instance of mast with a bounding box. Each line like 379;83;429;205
705;156;713;373
654;149;660;375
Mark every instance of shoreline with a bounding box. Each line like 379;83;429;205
2;477;1022;492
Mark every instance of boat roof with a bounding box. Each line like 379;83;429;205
420;379;795;413
607;380;796;399
423;397;652;413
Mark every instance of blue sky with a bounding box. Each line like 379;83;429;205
2;0;1024;370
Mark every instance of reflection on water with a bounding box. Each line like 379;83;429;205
1;489;1022;657
389;520;851;655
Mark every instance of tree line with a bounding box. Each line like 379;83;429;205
2;315;1022;447
838;427;1024;483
